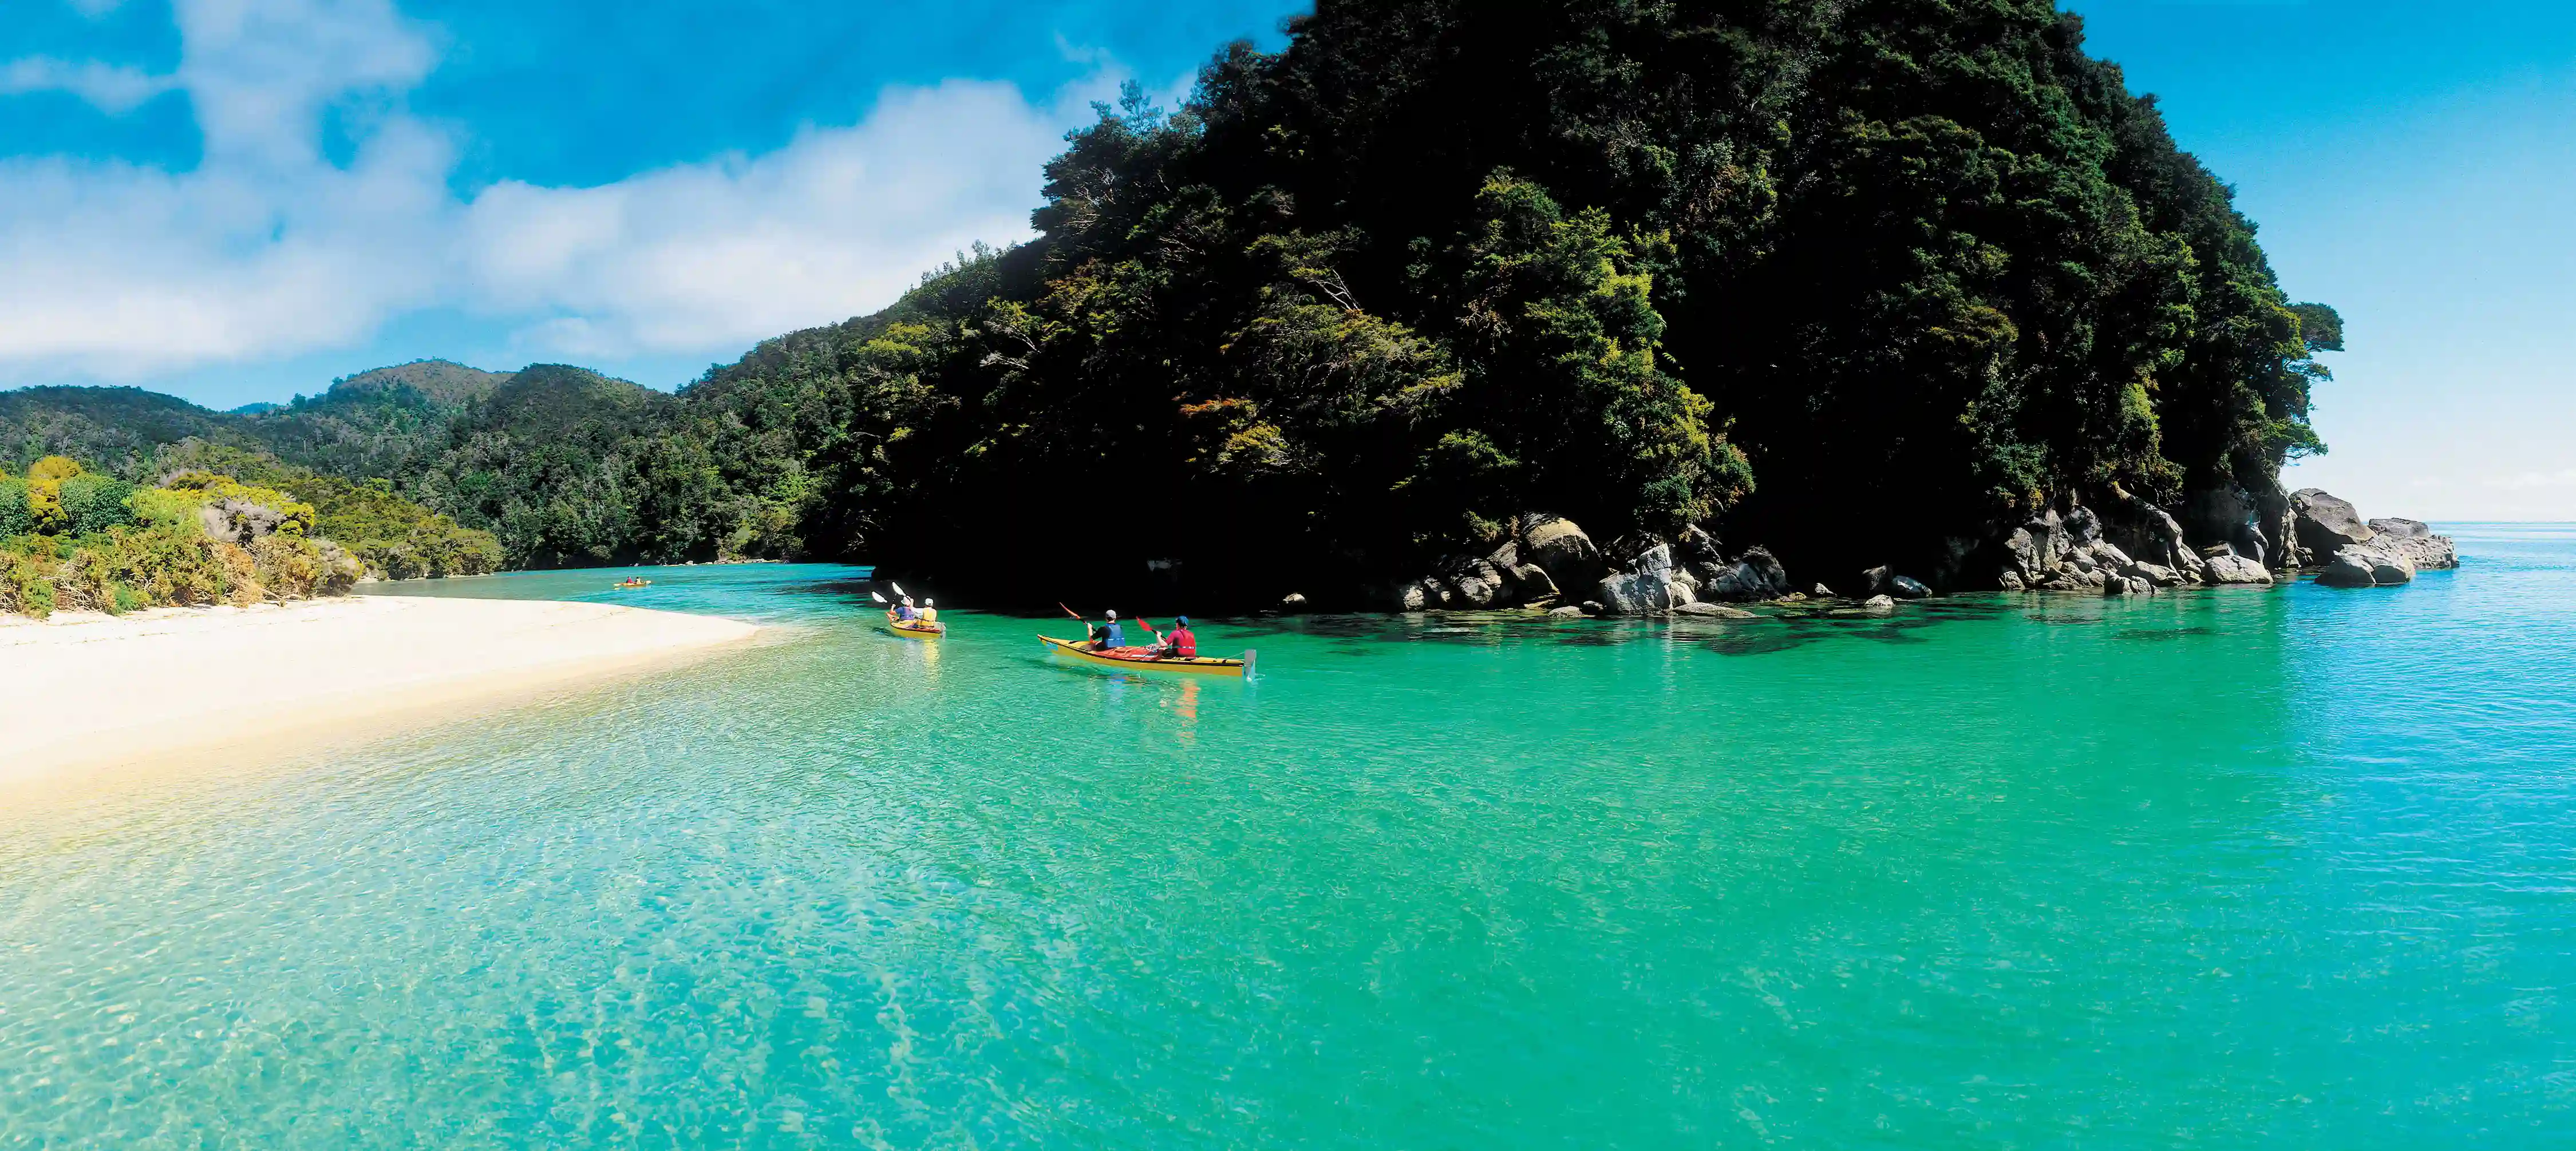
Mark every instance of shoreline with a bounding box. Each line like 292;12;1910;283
0;595;762;789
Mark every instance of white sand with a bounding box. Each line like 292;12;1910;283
0;595;761;785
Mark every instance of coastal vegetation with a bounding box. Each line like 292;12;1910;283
3;1;2347;607
0;448;492;618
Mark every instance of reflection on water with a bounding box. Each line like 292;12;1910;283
2;532;2572;1147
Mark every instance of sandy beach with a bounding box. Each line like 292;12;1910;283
0;595;761;785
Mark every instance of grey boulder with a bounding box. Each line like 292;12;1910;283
2291;489;2376;558
1704;547;1793;602
2203;550;2274;586
1522;516;1606;594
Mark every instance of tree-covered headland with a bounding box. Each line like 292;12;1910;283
3;1;2341;610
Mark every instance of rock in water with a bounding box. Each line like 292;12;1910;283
1593;571;1671;615
2365;521;2459;571
2366;550;2416;584
1998;570;2026;592
1674;602;1756;618
1522;515;1605;594
1279;592;1310;612
2291;489;2376;558
2316;552;2378;588
1547;604;1585;618
1705;547;1793;602
2203;551;2274;586
1511;564;1559;602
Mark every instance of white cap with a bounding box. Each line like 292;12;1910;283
924;599;934;606
1105;609;1117;619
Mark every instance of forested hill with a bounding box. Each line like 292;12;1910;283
5;2;2342;603
694;0;2341;601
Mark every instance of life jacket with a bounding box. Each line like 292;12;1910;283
1168;628;1196;658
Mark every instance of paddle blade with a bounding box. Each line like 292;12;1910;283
890;582;907;598
870;591;887;603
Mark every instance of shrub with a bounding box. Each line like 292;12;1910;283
0;476;31;538
2;536;61;619
64;523;228;610
248;535;323;599
215;542;263;607
60;473;139;535
128;487;203;531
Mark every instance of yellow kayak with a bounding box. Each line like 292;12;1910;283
886;611;945;639
1040;634;1250;677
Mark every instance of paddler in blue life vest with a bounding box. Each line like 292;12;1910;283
1088;609;1124;651
895;596;919;622
1151;615;1198;660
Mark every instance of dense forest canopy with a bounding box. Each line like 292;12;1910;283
2;0;2337;606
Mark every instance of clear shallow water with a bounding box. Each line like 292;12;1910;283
3;529;2573;1148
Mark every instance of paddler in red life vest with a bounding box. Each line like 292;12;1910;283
1151;616;1198;660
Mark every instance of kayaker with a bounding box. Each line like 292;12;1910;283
896;596;919;622
1088;609;1124;651
919;599;939;626
1152;615;1198;660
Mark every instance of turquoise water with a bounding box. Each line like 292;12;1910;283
4;528;2573;1147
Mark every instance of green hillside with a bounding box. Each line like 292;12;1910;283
0;2;2344;600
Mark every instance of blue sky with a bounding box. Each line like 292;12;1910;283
1;1;2569;519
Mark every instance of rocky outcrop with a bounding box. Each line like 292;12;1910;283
2202;548;2274;585
1701;546;1793;602
2318;543;2417;588
1522;515;1605;597
2292;491;2456;582
2291;489;2375;559
1862;565;1931;599
1593;569;1675;615
2362;517;2459;571
1524;527;1802;616
1993;480;2461;596
1392;522;1584;611
199;496;298;547
2183;480;2294;569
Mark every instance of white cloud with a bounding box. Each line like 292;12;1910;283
0;57;175;113
0;0;1110;382
463;78;1094;357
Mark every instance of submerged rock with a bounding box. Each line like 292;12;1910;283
1674;602;1756;618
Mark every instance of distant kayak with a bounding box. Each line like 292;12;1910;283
613;579;653;590
1040;634;1250;677
886;612;945;639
